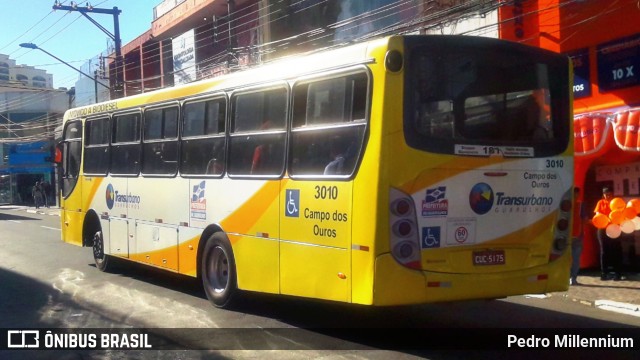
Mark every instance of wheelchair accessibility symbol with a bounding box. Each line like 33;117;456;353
421;227;440;249
285;189;300;217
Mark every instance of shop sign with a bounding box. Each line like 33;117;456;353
597;34;640;92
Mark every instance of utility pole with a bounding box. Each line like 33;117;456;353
52;1;124;99
213;1;237;70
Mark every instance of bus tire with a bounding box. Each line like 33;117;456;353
92;230;111;272
201;232;238;308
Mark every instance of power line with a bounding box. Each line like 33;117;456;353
2;0;635;123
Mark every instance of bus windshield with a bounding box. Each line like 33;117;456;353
404;37;570;157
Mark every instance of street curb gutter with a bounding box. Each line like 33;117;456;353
595;300;640;317
25;209;59;216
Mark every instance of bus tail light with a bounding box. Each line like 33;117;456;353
391;198;412;217
389;188;421;269
549;189;572;262
54;143;63;164
556;218;569;232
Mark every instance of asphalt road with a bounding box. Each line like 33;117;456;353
1;209;639;359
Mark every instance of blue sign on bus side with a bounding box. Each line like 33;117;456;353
285;189;300;218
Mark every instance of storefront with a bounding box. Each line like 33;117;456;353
498;0;640;271
3;141;55;206
575;110;640;270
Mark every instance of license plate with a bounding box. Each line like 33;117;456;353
473;250;505;265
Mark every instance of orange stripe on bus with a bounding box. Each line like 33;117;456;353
399;157;511;194
84;177;104;210
220;181;282;240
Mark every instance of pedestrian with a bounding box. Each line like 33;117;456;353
593;187;624;281
32;181;43;209
41;180;51;208
570;187;586;285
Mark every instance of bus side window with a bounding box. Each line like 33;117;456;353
180;97;227;176
60;121;83;198
290;72;368;177
68;142;82;178
111;112;141;176
84;117;110;175
142;105;179;175
228;88;287;177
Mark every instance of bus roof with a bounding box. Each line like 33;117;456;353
62;36;389;121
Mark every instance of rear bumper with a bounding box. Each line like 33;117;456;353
371;252;570;306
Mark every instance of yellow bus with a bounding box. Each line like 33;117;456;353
56;35;573;308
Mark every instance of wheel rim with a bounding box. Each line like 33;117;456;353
206;246;229;294
93;232;104;260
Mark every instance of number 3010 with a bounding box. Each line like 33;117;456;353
546;159;563;168
315;186;338;199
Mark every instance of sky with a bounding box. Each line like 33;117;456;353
1;0;160;90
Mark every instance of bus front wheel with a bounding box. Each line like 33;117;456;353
201;232;238;308
92;231;111;272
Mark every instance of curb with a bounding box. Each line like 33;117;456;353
595;300;640;317
560;291;640;318
23;208;60;216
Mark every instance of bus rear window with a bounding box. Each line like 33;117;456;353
404;37;570;157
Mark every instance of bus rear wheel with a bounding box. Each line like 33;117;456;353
201;232;238;308
92;231;111;272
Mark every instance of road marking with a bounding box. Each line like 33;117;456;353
8;220;21;224
41;226;61;231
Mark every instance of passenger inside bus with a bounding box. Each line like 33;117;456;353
324;136;351;175
251;119;273;175
514;92;550;141
206;142;224;175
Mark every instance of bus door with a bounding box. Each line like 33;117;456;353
106;178;130;258
129;104;183;270
223;86;288;294
280;180;353;302
107;110;144;258
128;177;188;271
59;121;84;246
279;70;368;302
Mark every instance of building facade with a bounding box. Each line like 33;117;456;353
0;54;68;205
0;54;54;89
102;0;500;99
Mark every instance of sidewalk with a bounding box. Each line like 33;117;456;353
558;269;640;316
0;204;60;216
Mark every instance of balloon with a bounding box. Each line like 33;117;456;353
633;217;640;231
621;220;635;234
606;224;622;238
610;197;626;211
592;213;610;229
624;206;638;220
628;199;640;213
609;209;625;225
